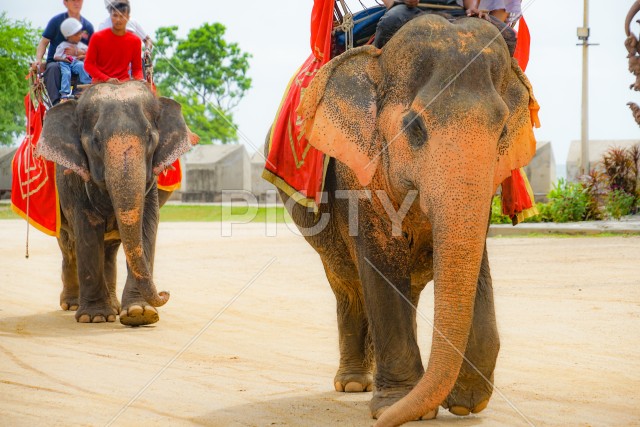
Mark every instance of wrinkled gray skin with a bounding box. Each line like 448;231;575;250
37;81;197;326
269;15;536;426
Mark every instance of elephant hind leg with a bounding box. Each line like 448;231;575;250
443;243;499;416
326;269;374;393
58;229;79;311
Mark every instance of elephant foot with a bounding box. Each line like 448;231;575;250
334;371;373;393
120;304;159;327
60;292;79;311
75;303;117;323
442;372;493;416
372;401;438;420
370;386;421;419
109;293;121;314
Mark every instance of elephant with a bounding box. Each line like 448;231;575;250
270;14;538;426
36;80;198;326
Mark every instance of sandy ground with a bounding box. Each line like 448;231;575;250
0;219;639;427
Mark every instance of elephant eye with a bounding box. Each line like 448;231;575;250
403;111;428;149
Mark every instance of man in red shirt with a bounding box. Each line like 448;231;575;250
84;0;142;83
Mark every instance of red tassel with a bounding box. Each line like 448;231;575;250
501;169;533;217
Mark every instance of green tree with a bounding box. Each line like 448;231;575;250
0;13;40;146
154;23;252;144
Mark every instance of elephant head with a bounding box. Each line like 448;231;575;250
36;81;198;308
299;15;538;425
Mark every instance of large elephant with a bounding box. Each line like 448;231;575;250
272;14;537;426
36;81;198;326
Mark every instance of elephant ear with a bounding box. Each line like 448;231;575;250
153;97;200;175
494;58;541;189
36;100;90;182
298;45;382;187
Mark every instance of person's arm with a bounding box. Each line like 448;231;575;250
53;43;70;62
130;38;144;81
84;36;111;82
32;37;50;71
76;42;88;60
382;0;395;9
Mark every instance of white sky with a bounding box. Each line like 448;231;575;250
4;0;638;166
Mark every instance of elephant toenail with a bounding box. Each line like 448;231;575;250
449;406;471;416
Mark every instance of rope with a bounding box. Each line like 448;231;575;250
335;0;355;51
25;73;35;259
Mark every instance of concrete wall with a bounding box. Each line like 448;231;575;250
250;145;276;202
0;148;17;198
566;139;640;182
523;140;556;202
181;145;251;202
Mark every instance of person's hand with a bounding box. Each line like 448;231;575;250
404;0;419;7
31;59;44;73
106;78;120;84
466;7;490;19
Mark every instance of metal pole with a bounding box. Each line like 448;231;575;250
580;0;589;176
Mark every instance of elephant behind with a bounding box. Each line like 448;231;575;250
271;14;538;426
37;81;198;326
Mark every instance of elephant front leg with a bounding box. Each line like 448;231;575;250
74;213;117;323
326;270;373;393
358;247;428;420
57;229;79;311
120;188;160;326
443;243;499;416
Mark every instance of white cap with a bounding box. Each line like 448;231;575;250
60;18;83;38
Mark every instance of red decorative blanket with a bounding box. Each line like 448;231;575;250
11;94;60;236
262;0;334;209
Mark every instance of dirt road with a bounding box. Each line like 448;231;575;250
1;220;639;426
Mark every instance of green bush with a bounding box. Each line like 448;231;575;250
490;196;511;224
605;189;635;220
546;178;589;223
524;202;552;222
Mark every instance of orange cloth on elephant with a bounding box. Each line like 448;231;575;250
262;0;334;208
513;17;530;72
11;94;60;236
500;16;538;224
157;159;182;191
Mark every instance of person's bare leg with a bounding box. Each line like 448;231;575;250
490;9;509;22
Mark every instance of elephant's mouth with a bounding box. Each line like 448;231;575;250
85;181;114;217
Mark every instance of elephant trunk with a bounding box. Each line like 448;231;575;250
105;135;169;307
626;1;640;37
376;135;494;426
